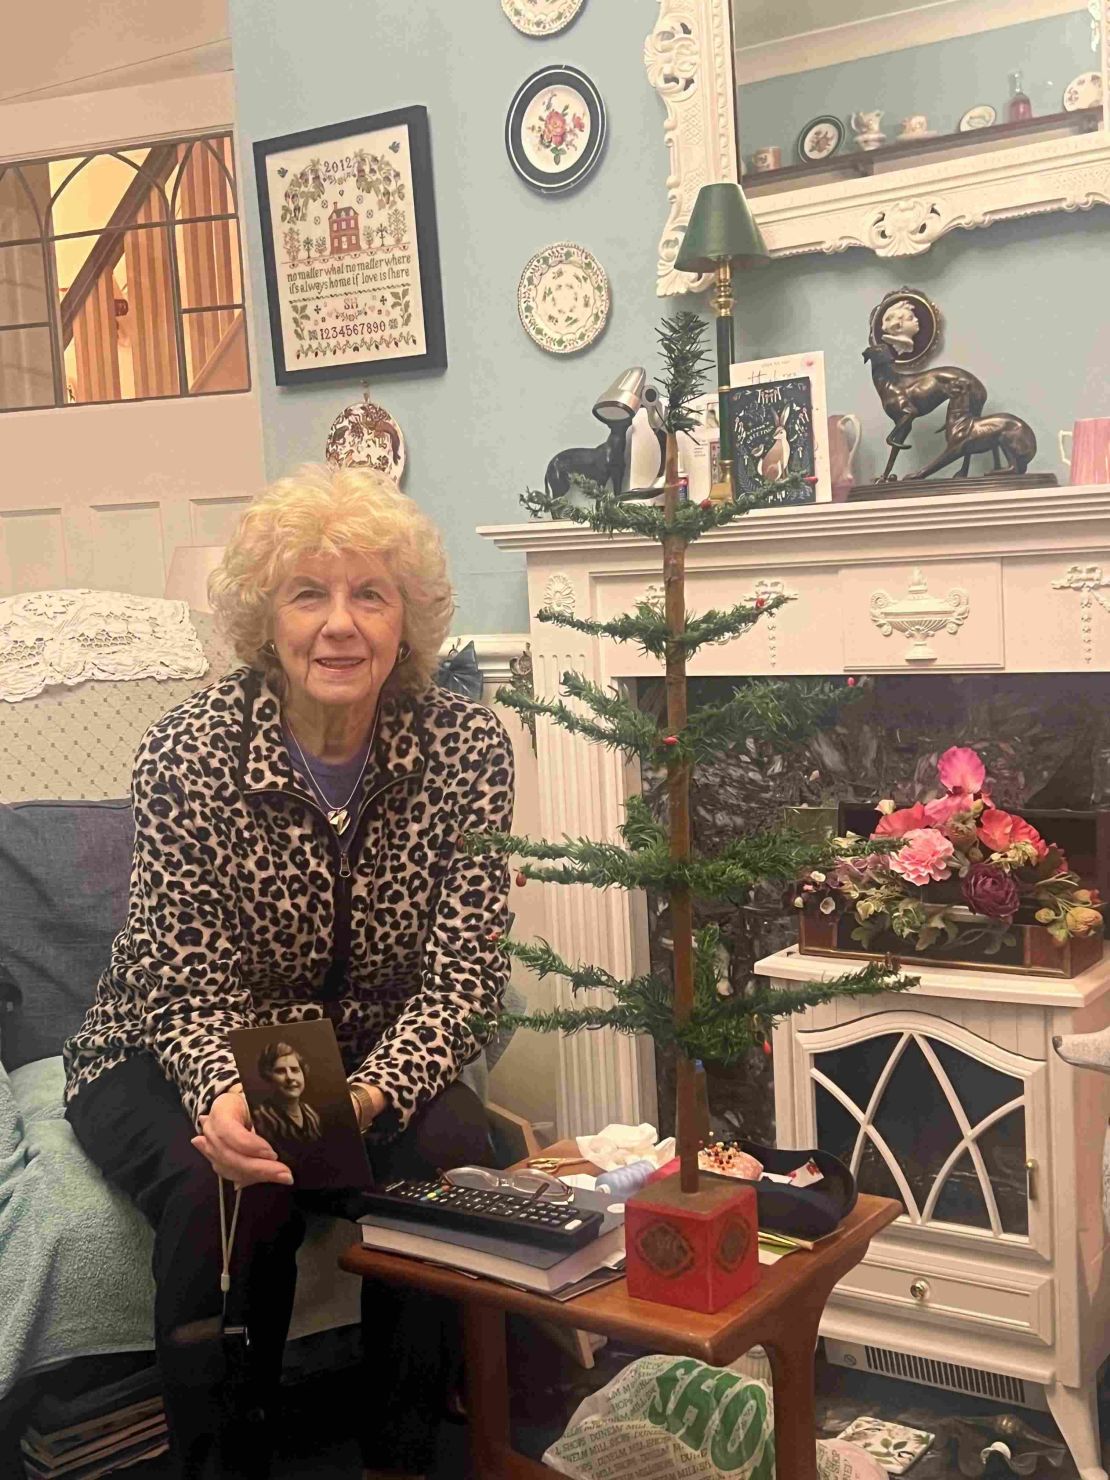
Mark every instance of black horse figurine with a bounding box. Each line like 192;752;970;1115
544;422;629;501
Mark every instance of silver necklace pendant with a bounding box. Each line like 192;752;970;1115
327;806;349;833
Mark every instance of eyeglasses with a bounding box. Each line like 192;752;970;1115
442;1165;573;1204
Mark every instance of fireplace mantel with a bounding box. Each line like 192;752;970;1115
478;485;1110;1136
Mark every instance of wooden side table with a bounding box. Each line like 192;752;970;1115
340;1146;899;1479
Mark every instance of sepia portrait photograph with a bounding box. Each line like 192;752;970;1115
228;1018;372;1189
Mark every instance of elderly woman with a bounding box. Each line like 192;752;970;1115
63;465;514;1480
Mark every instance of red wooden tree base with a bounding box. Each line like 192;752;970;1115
624;1172;760;1314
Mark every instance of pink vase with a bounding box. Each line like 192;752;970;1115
1059;420;1110;485
828;414;862;501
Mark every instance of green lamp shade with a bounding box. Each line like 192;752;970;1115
674;181;768;273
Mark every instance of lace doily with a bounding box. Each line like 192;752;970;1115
0;590;209;703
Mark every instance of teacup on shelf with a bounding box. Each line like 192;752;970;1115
750;145;782;173
898;113;934;140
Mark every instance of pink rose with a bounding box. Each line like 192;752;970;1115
873;802;928;839
572;113;585;132
542;110;567;147
978;808;1048;858
889;828;956;886
936;746;987;797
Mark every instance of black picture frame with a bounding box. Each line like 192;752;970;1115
253;106;447;386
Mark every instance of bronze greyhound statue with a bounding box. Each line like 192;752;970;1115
912;387;1037;478
863;343;987;481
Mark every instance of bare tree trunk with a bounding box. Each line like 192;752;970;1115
662;429;698;1194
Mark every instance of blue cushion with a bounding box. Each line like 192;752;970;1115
0;800;134;1072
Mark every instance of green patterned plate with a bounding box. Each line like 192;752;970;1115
517;242;610;354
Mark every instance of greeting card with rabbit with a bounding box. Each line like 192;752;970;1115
726;352;833;502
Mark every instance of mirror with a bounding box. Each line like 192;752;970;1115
736;0;1101;191
644;0;1110;288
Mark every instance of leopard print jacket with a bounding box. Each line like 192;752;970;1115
63;667;514;1130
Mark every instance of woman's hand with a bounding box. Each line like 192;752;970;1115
191;1090;294;1187
350;1081;389;1132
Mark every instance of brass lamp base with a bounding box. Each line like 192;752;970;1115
707;476;733;506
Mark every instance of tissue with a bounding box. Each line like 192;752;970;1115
576;1123;676;1172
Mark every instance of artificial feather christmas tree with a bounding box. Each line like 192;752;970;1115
474;312;909;1309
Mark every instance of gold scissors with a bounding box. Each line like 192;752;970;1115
527;1156;590;1175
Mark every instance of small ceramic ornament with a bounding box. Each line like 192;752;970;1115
850;109;885;149
501;0;584;36
958;103;996;131
797;115;844;162
324;391;405;479
1064;71;1103;110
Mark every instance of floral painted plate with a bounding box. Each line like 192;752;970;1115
501;0;584;36
517;242;610;354
797;115;844;163
506;65;606;194
324;393;405;479
1063;70;1103;111
958;103;996;131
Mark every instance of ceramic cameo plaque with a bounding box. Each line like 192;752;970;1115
506;65;606;194
517;242;610;354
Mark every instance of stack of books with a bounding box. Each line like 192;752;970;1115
359;1186;626;1298
19;1396;167;1480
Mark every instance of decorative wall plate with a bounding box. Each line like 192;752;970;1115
506;65;606;193
501;0;584;36
1064;71;1103;111
797;115;844;163
324;393;406;479
958;104;996;131
517;242;610;354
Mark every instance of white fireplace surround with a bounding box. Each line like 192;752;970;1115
481;483;1110;1474
480;483;1110;1137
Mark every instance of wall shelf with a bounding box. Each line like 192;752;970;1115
743;107;1103;193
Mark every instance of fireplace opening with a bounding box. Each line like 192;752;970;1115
634;670;1110;1144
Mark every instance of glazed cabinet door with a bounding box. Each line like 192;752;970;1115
785;1008;1051;1261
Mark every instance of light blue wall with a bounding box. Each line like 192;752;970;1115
230;0;1110;631
229;0;664;634
738;11;1093;163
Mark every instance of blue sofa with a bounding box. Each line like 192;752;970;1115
0;612;526;1464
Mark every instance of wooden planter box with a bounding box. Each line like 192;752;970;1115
798;910;1104;978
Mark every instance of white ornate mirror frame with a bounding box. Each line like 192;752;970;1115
645;0;1110;290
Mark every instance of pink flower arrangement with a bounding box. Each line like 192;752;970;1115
794;745;1103;956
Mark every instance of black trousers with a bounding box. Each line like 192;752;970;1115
66;1053;494;1479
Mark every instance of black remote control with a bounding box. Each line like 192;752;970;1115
358;1178;604;1251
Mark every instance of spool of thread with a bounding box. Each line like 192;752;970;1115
595;1159;657;1198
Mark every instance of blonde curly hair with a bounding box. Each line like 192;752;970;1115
209;464;454;696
